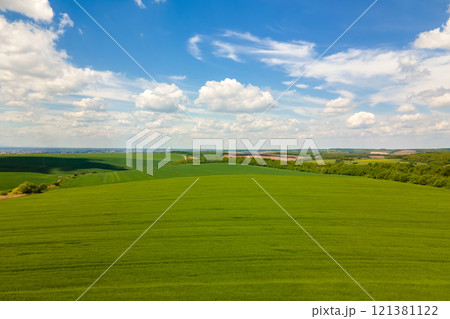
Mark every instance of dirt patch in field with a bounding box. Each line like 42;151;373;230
0;194;29;200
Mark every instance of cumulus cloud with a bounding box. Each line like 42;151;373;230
65;97;110;124
432;120;449;131
188;35;203;60
0;15;118;106
323;93;354;116
195;78;275;113
346;112;376;129
414;18;450;50
135;83;186;112
0;0;53;22
73;97;105;111
428;92;450;108
396;113;423;123
406;88;450;109
65;109;109;123
396;103;417;113
193;17;450;116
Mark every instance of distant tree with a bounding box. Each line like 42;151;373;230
17;182;39;194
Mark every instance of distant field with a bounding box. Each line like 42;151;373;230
0;153;186;191
0;153;317;191
351;158;402;164
0;166;449;300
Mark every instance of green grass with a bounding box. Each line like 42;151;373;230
0;152;186;191
0;170;448;300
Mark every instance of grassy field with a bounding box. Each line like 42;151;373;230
0;158;449;300
0;152;186;191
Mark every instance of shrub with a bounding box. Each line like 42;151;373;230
11;188;20;194
17;182;39;194
433;178;448;188
15;182;47;194
0;190;8;195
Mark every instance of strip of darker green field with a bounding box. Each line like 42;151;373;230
0;173;448;300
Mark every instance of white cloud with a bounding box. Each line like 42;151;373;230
432;120;449;130
428;92;450;108
73;97;105;111
195;78;275;113
405;87;450;109
218;31;315;74
135;0;167;8
65;109;109;123
346;112;376;129
194;19;450;117
135;83;186;112
0;0;53;22
309;49;402;84
324;96;354;116
414;18;450;50
168;75;186;81
0;15;120;106
282;81;309;89
57;13;73;35
210;31;403;84
213;41;241;62
135;0;146;9
188;35;203;60
397;103;417;113
396;113;423;123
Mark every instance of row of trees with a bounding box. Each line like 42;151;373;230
243;159;449;188
393;152;450;165
172;155;449;189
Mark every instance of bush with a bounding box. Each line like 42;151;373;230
433;178;448;188
0;190;8;195
15;182;47;194
10;187;21;194
17;182;39;194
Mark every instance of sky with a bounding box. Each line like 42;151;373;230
0;0;449;149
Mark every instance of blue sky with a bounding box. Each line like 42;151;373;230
0;0;449;148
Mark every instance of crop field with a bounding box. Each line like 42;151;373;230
0;153;185;191
0;153;449;301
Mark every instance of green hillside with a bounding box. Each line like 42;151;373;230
0;167;449;300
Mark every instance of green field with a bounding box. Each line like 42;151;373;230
0;153;185;191
0;154;449;300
